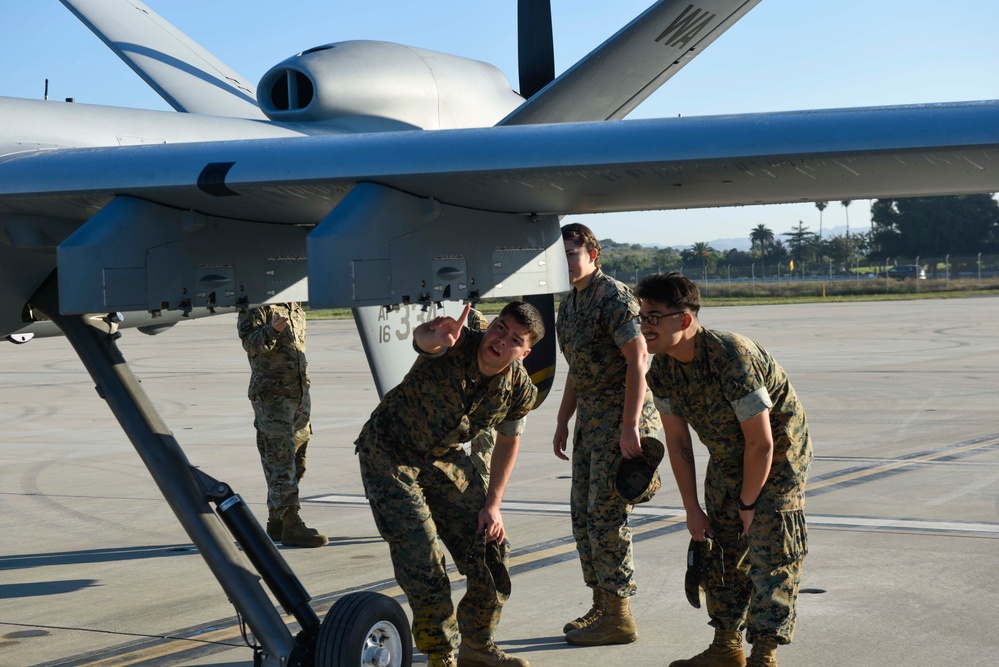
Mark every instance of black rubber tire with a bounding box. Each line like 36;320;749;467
314;591;412;667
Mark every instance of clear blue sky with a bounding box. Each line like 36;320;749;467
4;0;997;248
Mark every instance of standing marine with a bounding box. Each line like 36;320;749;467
552;222;662;646
238;302;328;548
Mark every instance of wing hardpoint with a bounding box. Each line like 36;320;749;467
59;0;265;119
502;0;761;126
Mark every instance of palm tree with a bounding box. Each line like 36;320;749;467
750;224;774;254
841;200;852;239
815;201;828;238
686;241;715;278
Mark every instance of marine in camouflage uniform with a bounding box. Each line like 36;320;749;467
356;302;542;667
554;223;661;647
636;272;811;667
238;302;327;548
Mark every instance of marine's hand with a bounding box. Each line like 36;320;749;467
270;314;289;333
686;506;714;542
552;423;570;461
620;426;642;459
428;303;471;348
478;505;505;544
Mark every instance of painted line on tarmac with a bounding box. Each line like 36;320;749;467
43;435;999;667
806;433;999;495
312;494;999;535
38;508;689;667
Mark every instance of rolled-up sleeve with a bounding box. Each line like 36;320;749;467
731;386;773;422
496;416;527;437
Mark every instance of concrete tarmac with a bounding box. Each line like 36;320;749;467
2;298;998;667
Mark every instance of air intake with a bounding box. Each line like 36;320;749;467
266;69;315;112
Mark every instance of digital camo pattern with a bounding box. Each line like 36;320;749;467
557;270;646;401
646;326;811;643
645;327;812;504
465;307;489;333
557;270;661;597
251;391;311;513
238;303;309;398
355;326;532;654
702;484;807;645
357;435;511;654
363;329;536;459
238;303;311;515
468;430;494;489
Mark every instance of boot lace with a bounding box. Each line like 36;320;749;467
429;653;457;667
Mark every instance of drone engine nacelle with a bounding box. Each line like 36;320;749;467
257;40;525;130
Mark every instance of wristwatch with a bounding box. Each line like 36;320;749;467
737;496;757;511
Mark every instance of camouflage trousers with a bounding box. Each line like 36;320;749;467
569;416;637;598
703;481;808;645
356;432;511;656
250;391;312;516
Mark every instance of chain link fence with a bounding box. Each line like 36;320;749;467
612;253;999;297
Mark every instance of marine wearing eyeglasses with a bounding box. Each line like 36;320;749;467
637;311;687;326
635;272;812;667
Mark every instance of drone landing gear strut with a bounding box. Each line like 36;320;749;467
31;274;411;667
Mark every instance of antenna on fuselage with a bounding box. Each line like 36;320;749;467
44;78;48;101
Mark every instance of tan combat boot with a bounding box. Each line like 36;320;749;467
668;629;746;667
562;588;603;633
745;637;778;667
280;508;328;548
268;508;320;541
428;653;457;667
458;638;529;667
564;590;637;646
266;510;282;540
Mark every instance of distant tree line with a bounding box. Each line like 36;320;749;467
598;194;999;277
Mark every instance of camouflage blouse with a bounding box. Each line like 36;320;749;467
361;328;537;454
646;327;811;504
557;270;650;412
237;302;309;398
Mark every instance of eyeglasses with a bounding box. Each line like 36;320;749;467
637;311;686;326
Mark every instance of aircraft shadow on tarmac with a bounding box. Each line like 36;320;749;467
0;579;100;600
0;544;199;571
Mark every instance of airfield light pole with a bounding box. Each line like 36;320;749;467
916;255;920;292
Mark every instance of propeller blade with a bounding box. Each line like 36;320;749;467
518;0;555;99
